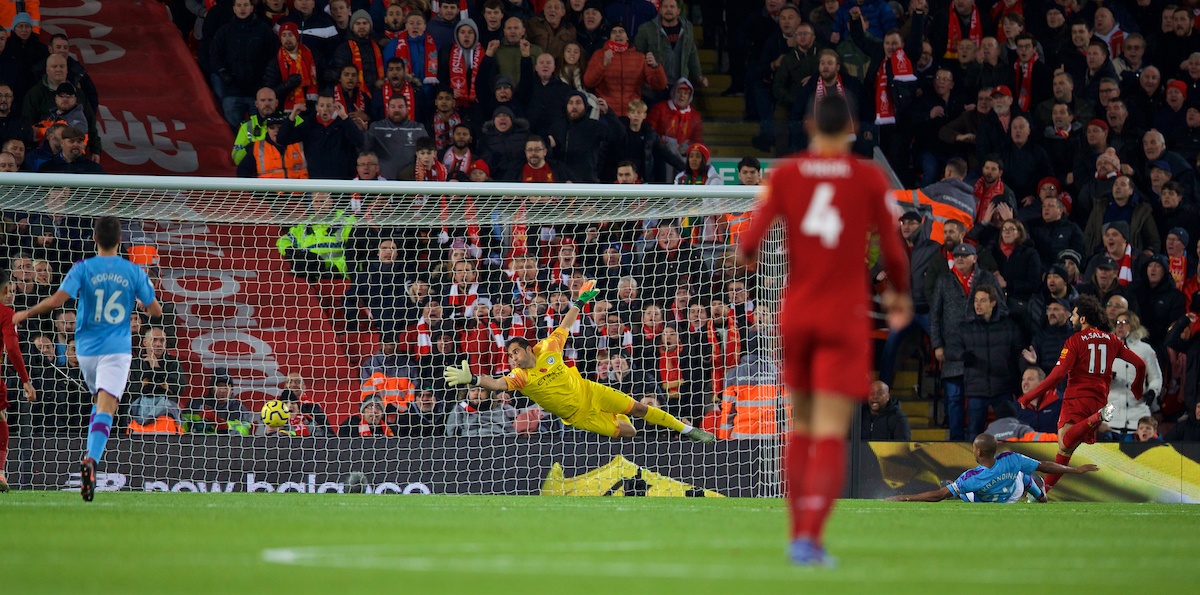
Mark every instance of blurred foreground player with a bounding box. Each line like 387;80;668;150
735;95;913;566
444;281;714;441
1018;295;1143;492
0;270;36;492
885;434;1098;503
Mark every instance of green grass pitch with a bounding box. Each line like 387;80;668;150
3;493;1198;594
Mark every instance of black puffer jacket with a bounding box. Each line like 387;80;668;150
210;12;279;96
930;266;1003;378
478;117;532;182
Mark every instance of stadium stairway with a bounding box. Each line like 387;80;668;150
694;27;771;161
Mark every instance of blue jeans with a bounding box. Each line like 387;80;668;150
222;95;255;129
969;395;1013;440
878;313;930;387
917;151;948;187
945;377;965;440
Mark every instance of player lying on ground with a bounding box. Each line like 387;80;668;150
13;216;162;502
444;280;715;442
885;434;1099;503
0;270;36;492
1017;294;1142;491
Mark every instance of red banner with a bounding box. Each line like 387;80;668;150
41;1;235;176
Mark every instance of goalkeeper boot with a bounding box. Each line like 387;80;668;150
788;538;836;567
683;427;716;443
79;457;96;503
0;471;8;493
1099;403;1116;423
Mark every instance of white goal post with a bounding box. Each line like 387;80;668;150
2;173;792;497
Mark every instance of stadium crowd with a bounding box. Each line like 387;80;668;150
4;0;1200;441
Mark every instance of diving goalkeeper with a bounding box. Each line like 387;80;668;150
444;281;715;442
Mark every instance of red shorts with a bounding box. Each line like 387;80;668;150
781;319;871;399
1059;396;1106;444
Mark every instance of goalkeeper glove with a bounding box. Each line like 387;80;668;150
573;279;600;309
443;360;477;387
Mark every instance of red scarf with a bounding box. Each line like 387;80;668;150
449;43;483;106
446;283;479;316
875;49;915;125
334;85;365;114
973;177;1006;222
415;159;448;182
277;46;318;110
441;147;474;175
433;110;462;152
944;5;983;59
414;318;432;357
348;39;384;99
1170;256;1188;287
1117;245;1134;285
706;312;740;395
604;39;629;54
394;34;439;80
815;74;845;102
510;205;529;259
953;264;973;296
1000;241;1016;258
989;0;1024;42
658;347;682;396
357;417;394;437
382;81;417;119
1014;52;1038;112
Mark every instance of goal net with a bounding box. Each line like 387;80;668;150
2;174;789;496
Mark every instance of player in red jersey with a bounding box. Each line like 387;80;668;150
1018;294;1145;491
735;95;913;566
0;270;37;492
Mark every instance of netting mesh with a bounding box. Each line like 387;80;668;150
3;177;791;496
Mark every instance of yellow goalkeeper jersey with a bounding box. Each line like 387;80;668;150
504;327;588;422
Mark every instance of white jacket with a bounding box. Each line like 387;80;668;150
1108;337;1162;431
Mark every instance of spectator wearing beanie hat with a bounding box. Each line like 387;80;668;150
1133;253;1187;350
1153;79;1190;135
329;10;387;96
1083;220;1147;292
1027;264;1079;343
1156;183;1200;257
1057;249;1085;285
1164;227;1195;289
1073;147;1120;228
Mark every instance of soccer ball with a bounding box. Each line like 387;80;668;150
261;400;291;428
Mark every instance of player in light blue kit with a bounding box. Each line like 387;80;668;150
885;434;1099;503
14;216;162;502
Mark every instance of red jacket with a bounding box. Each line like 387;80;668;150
583;48;668;117
648;94;703;146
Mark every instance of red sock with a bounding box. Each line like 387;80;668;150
0;417;9;470
796;437;846;547
1062;415;1100;451
1043;453;1072;489
785;433;811;539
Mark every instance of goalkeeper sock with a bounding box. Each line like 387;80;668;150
796;437;846;547
642;406;686;433
1043;453;1073;489
86;412;113;463
785;432;811;539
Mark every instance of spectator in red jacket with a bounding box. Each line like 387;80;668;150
648;78;702;178
582;22;667;117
